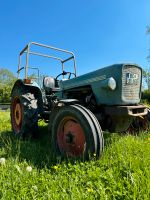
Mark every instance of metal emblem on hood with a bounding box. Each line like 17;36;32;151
126;73;139;85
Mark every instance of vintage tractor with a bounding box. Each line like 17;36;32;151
10;42;149;160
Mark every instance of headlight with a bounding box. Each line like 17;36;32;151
108;77;116;90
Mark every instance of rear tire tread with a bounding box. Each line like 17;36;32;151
11;86;38;138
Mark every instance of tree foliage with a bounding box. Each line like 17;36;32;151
142;69;150;89
143;26;150;89
147;26;150;62
0;68;16;103
147;26;150;34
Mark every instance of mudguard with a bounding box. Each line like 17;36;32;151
11;79;43;114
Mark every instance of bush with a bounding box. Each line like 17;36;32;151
0;84;11;103
0;68;16;103
141;89;150;104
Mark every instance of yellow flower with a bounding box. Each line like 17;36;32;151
147;138;150;141
53;165;59;170
87;188;93;193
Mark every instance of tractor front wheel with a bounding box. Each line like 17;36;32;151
50;104;104;160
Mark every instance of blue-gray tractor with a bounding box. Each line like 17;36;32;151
10;42;149;160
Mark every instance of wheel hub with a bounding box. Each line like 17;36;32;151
57;117;86;157
12;97;23;133
65;131;74;143
15;103;22;125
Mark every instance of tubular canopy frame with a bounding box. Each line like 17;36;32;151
17;42;76;79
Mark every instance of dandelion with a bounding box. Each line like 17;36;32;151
87;188;94;193
93;153;96;157
26;166;32;172
53;165;59;170
0;158;6;165
147;138;150;141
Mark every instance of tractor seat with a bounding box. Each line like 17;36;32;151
43;76;60;93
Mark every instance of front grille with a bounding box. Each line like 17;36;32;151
122;65;141;101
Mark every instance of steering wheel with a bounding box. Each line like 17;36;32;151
56;71;76;80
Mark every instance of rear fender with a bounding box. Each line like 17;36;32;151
11;79;43;114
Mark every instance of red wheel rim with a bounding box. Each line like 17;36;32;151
12;97;23;133
57;116;86;157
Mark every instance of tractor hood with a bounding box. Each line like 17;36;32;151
58;63;142;106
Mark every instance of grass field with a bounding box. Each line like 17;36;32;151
0;111;150;200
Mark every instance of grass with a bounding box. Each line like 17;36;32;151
0;111;150;200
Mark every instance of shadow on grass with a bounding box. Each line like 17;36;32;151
0;124;58;168
103;131;122;147
1;123;141;168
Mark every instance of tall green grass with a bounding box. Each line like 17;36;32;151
0;111;150;199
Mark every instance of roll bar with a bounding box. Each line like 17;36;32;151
17;42;77;79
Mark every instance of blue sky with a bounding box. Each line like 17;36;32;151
0;0;150;77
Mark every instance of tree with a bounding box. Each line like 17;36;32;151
147;26;150;34
143;26;150;89
147;26;150;62
142;69;150;89
0;68;16;103
0;68;16;84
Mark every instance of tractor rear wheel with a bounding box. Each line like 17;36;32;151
50;104;104;160
11;86;38;138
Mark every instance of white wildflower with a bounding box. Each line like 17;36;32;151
26;166;32;172
32;185;38;191
0;158;6;165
